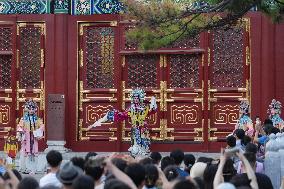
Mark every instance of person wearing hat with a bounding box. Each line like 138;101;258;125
56;161;83;189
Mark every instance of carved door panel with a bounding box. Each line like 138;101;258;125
164;54;204;142
0;21;16;144
121;54;162;141
16;23;45;120
208;20;250;142
78;22;120;142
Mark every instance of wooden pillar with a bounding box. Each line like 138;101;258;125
45;13;68;152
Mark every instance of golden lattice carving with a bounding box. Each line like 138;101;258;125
0;105;10;124
170;105;199;125
147;114;157;125
101;35;114;75
86;105;113;123
213;105;239;124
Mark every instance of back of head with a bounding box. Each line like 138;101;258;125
124;163;145;187
230;174;251;187
18;176;39;189
150;152;162;165
255;173;273;189
244;152;256;167
272;127;280;134
161;156;175;171
56;161;83;186
163;165;179;181
72;175;94;189
111;158;127;171
223;159;237;182
170;149;184;165
84;158;104;181
264;119;273;125
70;156;85;171
194;177;205;189
242;136;252;146
234;173;273;189
173;179;196;189
245;143;257;154
190;162;207;179
139;157;153;165
235;129;245;139
264;124;274;135
85;152;97;162
104;179;131;189
184;154;196;167
144;164;159;188
46;150;63;168
203;164;218;189
196;157;213;164
226;135;236;148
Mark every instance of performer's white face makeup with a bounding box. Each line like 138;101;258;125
28;108;35;115
271;108;276;115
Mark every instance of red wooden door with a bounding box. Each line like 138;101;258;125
0;16;47;149
207;20;251;150
0;19;17;147
121;54;162;146
164;53;204;143
68;15;121;151
78;22;119;142
16;22;46;122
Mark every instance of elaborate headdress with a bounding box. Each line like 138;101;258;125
239;101;250;115
129;88;146;103
23;98;38;112
268;99;282;115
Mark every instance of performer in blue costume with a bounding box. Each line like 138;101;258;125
234;101;254;137
87;88;157;157
268;99;284;129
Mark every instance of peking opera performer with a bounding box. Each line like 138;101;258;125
16;99;44;174
87;88;157;157
268;99;284;129
234;101;254;137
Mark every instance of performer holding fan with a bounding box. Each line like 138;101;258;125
87;88;157;157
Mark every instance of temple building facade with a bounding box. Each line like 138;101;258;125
0;0;283;152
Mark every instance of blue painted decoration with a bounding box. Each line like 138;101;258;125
0;0;50;14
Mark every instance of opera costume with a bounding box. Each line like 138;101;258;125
235;101;254;137
16;99;44;173
87;88;157;157
268;99;284;129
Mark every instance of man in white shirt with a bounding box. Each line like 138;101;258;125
40;150;63;187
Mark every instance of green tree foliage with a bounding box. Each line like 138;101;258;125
122;0;284;49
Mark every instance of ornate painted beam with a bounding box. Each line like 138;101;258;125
70;0;123;15
54;0;69;14
0;0;51;14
